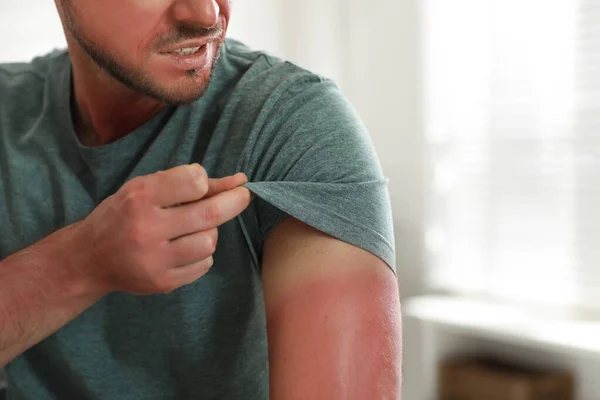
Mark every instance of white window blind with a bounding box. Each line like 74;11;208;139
424;0;600;309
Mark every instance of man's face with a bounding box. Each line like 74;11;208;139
57;0;231;104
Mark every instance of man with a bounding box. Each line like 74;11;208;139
0;0;402;398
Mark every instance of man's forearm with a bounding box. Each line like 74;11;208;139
0;225;104;368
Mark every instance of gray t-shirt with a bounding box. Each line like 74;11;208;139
0;38;395;399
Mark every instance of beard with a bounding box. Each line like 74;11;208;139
61;3;224;105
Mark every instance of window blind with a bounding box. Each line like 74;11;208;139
424;0;600;309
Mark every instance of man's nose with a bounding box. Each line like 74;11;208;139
171;0;220;28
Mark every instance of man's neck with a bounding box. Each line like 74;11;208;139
69;51;165;147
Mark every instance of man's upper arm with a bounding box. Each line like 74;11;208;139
262;217;402;400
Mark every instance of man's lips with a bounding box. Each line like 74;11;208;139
157;41;214;71
160;39;212;55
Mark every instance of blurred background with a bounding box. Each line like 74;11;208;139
2;0;600;399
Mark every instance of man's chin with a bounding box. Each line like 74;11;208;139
146;56;218;104
161;91;207;105
155;89;208;105
145;70;213;104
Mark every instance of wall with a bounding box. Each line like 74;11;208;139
0;0;66;63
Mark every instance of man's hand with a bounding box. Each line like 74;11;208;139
0;164;252;367
67;164;252;296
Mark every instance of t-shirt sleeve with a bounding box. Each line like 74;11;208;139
242;73;396;272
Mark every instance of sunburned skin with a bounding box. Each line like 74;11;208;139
267;271;402;399
263;218;402;399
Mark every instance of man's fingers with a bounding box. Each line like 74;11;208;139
206;173;248;198
168;257;215;287
165;186;253;239
144;164;247;208
147;164;209;208
167;228;219;267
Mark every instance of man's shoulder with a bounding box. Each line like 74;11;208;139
215;38;345;138
219;38;331;101
0;50;66;99
222;38;310;77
